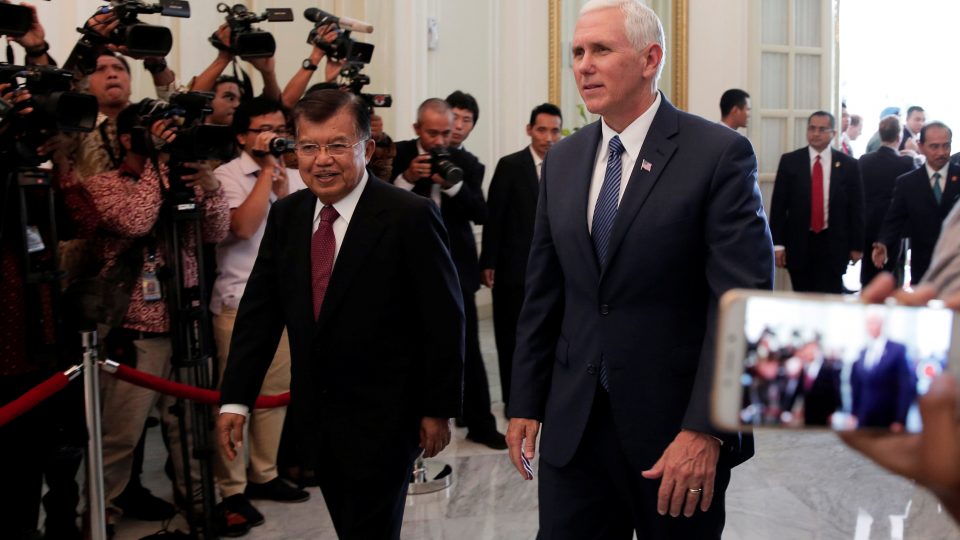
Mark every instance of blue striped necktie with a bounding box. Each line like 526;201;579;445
591;135;624;392
592;135;625;266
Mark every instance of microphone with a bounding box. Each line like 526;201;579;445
303;8;374;33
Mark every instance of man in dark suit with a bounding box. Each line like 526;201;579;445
479;103;562;412
217;91;464;539
779;339;842;427
770;111;865;293
874;122;960;285
505;2;774;537
389;98;506;449
859;115;917;286
851;310;915;430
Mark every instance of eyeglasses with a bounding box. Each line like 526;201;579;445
295;139;367;157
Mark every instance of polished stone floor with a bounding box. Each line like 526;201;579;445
113;317;960;540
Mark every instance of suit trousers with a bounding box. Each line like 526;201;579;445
316;436;421;539
537;390;730;540
212;307;291;497
99;335;199;516
788;230;844;293
492;284;524;411
461;289;497;433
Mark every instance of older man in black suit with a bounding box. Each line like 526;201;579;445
770;111;865;293
858;115;917;286
874;121;960;285
389;99;506;449
506;1;773;537
217;91;464;539
480;102;562;411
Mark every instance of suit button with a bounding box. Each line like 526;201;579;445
600;304;610;315
587;364;596;375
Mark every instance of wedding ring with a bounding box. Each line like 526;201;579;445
687;487;703;494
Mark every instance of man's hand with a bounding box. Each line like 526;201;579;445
216;412;246;461
506;418;540;480
850;250;863;264
251;130;280;169
481;269;495;289
212;23;233;60
181;161;220;192
249;55;276;76
641;430;721;517
775;250;787;268
403;154;432;183
371;113;384;142
419;417;451;458
9;2;44;49
872;243;888;269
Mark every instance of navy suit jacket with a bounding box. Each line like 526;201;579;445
509;96;774;471
390;140;487;292
219;177;465;466
879;163;960;283
479;146;540;288
769;147;865;275
851;340;915;428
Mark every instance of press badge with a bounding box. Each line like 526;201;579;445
25;226;45;253
142;254;162;302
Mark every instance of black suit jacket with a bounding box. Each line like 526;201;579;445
879;163;960;282
770;147;865;274
390;140;487;292
859;146;917;247
219;177;465;466
479;146;540;288
510;95;773;471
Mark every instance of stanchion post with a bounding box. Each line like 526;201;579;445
82;330;107;540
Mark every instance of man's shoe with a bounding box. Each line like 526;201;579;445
245;478;311;503
466;429;508;450
215;499;254;538
221;494;264;527
113;485;177;521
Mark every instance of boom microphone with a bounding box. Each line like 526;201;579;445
303;7;374;33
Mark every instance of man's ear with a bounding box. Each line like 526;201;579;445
119;133;132;152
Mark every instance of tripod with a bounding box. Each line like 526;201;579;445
157;162;219;539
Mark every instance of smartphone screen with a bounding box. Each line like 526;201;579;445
714;291;959;432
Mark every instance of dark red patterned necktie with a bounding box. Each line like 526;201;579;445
810;155;825;233
311;205;339;320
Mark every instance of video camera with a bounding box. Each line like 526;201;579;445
209;3;293;60
304;8;391;110
83;1;190;57
0;3;34;38
133;92;235;164
0;65;98;166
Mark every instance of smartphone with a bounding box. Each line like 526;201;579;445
712;289;960;432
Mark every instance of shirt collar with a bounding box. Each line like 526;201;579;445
599;91;662;160
239;151;261;176
926;161;950;181
528;145;543;167
416;140;427;155
314;168;368;227
808;145;832;164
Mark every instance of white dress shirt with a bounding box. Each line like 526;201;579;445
220;170;369;417
393;141;464;205
864;337;887;370
210;152;307;315
529;145;544;181
586;92;662;233
925;161;949;192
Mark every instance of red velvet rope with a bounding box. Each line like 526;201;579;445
0;372;71;428
110;363;290;408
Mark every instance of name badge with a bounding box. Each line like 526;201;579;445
25;226;45;253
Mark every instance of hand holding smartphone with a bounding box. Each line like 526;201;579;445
712;290;960;433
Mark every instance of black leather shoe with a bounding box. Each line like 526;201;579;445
466;429;508;450
245;478;311;503
113;485;176;521
221;494;264;527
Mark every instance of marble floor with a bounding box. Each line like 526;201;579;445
111;317;960;540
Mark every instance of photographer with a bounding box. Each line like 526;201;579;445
390;98;505;449
209;97;308;531
65;104;229;535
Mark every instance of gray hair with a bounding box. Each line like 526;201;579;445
580;0;666;80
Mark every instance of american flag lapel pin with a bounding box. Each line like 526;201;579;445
641;159;653;172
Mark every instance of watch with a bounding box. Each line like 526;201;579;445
302;59;318;71
24;41;50;58
144;58;168;75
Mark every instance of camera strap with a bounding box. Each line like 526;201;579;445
99;120;123;170
5;43;13;64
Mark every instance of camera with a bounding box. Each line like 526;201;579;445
268;137;296;157
133;92;235;163
0;3;33;38
210;3;293;60
0;64;98;166
430;148;464;185
82;1;191;58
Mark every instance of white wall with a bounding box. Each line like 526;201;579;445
687;0;750;122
